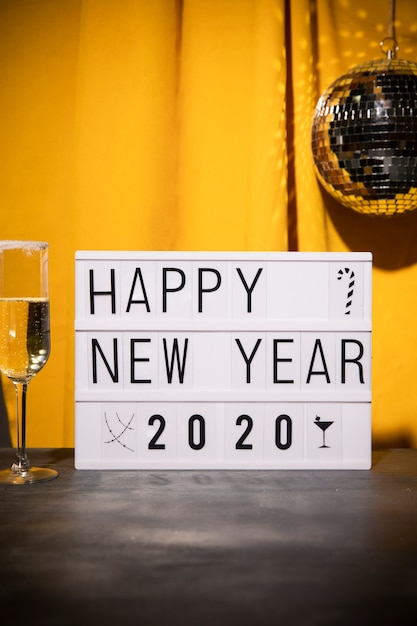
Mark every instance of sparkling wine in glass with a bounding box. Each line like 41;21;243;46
0;240;58;484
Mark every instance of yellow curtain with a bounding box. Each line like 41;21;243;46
292;0;417;448
1;0;417;448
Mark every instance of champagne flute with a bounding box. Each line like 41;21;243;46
0;240;58;484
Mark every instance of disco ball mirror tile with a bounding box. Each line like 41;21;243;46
311;58;417;215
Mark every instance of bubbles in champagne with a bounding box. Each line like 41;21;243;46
0;298;50;382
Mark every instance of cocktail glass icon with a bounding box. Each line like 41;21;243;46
314;415;333;448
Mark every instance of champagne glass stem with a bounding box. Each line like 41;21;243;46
11;381;31;475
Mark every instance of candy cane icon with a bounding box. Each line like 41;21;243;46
337;267;355;315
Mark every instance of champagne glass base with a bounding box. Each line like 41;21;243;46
0;466;58;485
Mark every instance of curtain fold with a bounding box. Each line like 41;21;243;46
289;0;329;251
74;0;180;251
176;0;287;250
1;0;417;447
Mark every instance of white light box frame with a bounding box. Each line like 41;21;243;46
75;251;372;469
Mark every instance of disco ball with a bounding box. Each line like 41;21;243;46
311;56;417;215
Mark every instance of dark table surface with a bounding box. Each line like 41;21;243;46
1;448;416;626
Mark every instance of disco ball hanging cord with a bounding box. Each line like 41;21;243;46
381;0;398;60
311;0;417;216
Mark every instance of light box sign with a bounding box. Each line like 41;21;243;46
74;251;372;469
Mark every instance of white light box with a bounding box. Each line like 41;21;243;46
75;251;372;469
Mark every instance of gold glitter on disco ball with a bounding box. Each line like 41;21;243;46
311;53;417;216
